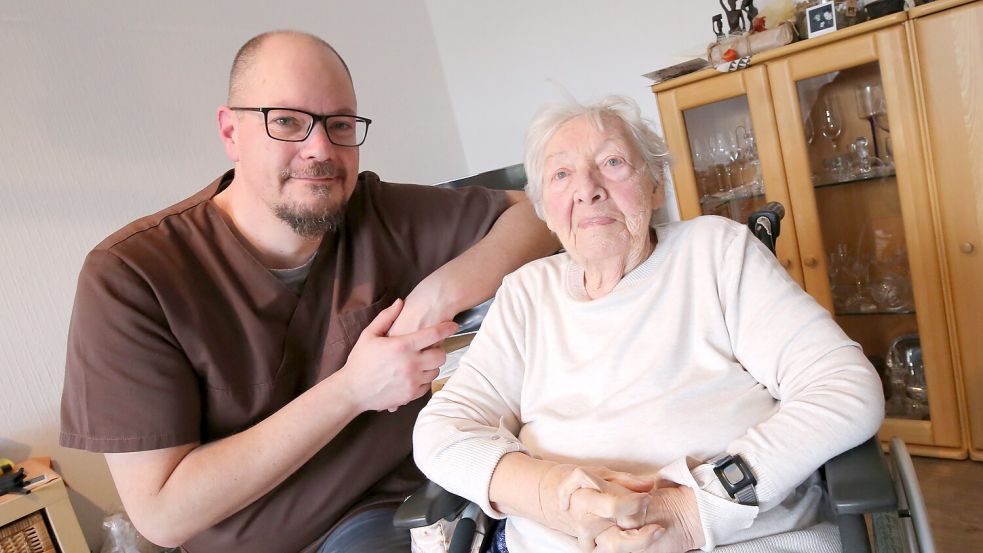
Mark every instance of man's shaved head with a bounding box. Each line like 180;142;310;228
228;30;352;103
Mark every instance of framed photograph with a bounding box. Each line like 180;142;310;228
806;2;838;38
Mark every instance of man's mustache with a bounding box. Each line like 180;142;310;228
281;163;343;180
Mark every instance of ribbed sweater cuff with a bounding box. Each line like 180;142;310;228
437;429;528;519
658;457;758;551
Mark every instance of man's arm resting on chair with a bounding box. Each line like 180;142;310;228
106;301;457;547
389;192;559;335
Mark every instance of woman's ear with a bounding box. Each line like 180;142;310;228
650;177;667;211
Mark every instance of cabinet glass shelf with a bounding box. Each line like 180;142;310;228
814;171;897;189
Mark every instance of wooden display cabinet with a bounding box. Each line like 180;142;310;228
652;6;977;458
908;0;983;460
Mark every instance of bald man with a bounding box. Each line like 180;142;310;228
60;31;557;553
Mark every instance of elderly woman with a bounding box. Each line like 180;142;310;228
413;96;883;553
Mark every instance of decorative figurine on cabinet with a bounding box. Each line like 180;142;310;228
742;0;764;32
712;14;725;41
719;0;746;35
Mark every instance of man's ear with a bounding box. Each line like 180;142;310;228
217;106;239;163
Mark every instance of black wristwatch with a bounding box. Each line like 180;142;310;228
711;454;758;506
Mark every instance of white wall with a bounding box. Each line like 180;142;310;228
425;0;727;219
0;2;464;548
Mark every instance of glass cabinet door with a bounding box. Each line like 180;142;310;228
797;63;922;420
768;26;963;455
684;96;766;223
657;66;804;285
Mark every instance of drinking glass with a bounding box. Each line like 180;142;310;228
818;97;844;180
828;243;852;312
855;84;885;158
735;125;761;190
904;348;929;420
711;132;739;193
841;251;878;313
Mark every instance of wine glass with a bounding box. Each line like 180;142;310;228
828;243;852;312
904;347;929;420
737;125;763;194
711;132;739;193
855;84;884;158
872;94;892;170
840;249;878;313
818;97;844;180
691;137;713;201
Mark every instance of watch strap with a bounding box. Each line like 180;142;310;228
708;454;758;506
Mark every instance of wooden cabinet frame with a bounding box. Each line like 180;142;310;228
657;66;805;286
653;13;972;458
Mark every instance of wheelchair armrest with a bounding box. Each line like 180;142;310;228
393;480;471;529
823;436;897;515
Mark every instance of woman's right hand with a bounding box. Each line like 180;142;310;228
538;464;657;550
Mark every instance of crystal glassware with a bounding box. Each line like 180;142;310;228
818;97;845;180
855;84;885;158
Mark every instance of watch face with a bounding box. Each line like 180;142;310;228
722;463;745;485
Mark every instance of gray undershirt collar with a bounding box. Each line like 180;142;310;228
269;252;317;295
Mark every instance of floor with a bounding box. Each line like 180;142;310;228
909;456;983;553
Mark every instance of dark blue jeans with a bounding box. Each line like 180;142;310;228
488;518;509;553
316;506;411;553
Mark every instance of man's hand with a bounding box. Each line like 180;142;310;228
539;464;656;551
336;298;458;412
592;486;704;553
387;277;454;338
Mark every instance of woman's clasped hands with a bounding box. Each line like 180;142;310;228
539;464;705;553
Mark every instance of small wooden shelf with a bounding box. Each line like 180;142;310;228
0;459;88;553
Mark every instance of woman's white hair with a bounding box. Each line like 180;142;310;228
523;95;672;219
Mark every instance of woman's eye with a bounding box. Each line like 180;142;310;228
605;157;624;167
552;170;569;181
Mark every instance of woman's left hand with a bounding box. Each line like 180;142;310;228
591;486;705;553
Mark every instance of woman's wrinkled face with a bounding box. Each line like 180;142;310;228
541;116;662;265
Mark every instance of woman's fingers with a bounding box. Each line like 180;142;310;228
592;466;656;493
557;467;605;510
571;487;649;529
593;524;665;553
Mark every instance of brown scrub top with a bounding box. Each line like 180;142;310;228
60;169;511;552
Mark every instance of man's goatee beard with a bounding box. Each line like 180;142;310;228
274;203;346;238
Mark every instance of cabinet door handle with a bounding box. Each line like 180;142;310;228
781;258;792;268
960;242;976;254
804;257;818;267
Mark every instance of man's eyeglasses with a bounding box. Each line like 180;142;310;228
230;107;371;147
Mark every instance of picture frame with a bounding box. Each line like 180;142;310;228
806;2;838;38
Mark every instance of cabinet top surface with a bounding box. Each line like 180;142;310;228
648;2;978;94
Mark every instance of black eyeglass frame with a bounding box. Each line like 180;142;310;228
229;107;372;147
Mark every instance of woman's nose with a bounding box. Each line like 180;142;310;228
574;170;607;204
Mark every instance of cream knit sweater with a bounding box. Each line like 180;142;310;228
414;216;884;552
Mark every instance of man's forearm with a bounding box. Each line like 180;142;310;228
106;371;362;547
443;196;558;313
394;198;558;333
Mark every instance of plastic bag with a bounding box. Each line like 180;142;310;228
99;512;174;553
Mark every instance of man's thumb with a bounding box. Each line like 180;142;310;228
365;298;403;336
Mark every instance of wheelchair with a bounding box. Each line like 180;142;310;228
397;168;935;553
